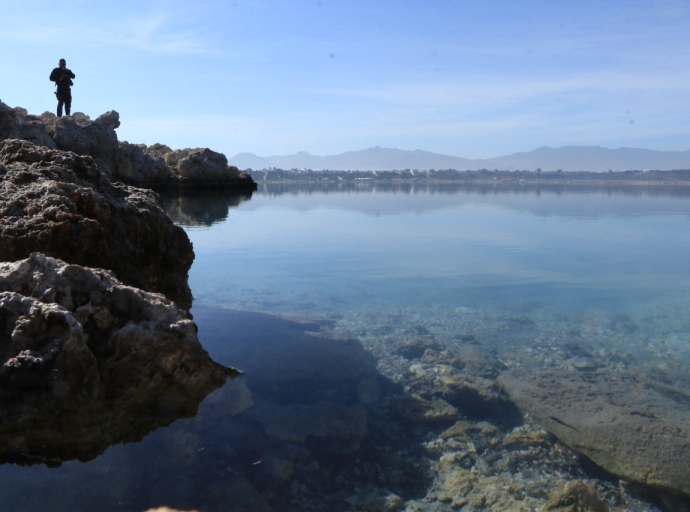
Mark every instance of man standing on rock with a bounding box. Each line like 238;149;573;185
49;59;75;117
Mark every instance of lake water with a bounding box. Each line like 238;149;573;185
1;182;689;511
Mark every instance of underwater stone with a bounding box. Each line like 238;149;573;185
247;401;368;454
435;365;520;424
393;337;441;359
456;343;506;378
498;364;690;496
395;395;458;423
541;480;609;512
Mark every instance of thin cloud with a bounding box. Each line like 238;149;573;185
0;9;212;55
306;71;690;109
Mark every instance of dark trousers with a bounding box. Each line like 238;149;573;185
56;89;72;117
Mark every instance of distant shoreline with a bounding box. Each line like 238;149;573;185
247;168;690;186
251;177;690;186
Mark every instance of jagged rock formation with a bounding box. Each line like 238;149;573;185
498;363;690;497
0;139;194;308
0;254;237;465
0;101;256;190
0;102;246;469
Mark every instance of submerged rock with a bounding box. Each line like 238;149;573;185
498;364;690;496
395;395;458;423
456;343;506;378
248;401;368;453
393;337;441;359
541;480;610;512
0;139;193;307
0;254;236;465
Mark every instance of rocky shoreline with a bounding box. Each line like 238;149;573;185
0;101;257;191
0;102;250;465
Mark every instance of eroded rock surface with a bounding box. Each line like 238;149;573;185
0;139;193;307
0;101;256;190
498;363;690;496
162;147;249;185
0;254;236;464
542;480;610;512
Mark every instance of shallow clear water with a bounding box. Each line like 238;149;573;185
2;183;690;511
185;184;690;358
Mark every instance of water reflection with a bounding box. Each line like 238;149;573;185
257;181;690;199
0;377;222;468
159;189;254;227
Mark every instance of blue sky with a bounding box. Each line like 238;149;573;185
1;0;689;158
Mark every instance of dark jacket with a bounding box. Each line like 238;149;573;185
50;67;75;91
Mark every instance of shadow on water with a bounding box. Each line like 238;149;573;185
0;308;499;511
159;189;254;227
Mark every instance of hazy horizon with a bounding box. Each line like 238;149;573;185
231;143;690;160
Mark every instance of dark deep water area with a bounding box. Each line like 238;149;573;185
1;183;690;511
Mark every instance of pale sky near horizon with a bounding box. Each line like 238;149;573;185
1;0;689;159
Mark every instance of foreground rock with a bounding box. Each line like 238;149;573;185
0;254;236;465
0;139;193;307
498;363;690;496
0;101;256;190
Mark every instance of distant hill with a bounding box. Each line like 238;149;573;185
229;145;690;172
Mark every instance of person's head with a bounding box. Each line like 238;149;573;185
59;59;66;68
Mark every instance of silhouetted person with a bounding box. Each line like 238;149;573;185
49;59;75;117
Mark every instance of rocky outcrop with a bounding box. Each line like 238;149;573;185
0;105;57;149
158;147;246;185
498;363;690;496
0;100;256;190
0;102;248;468
0;139;193;308
0;254;237;465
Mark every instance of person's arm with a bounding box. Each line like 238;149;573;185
49;69;59;82
66;69;75;79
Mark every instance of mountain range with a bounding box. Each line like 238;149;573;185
228;146;690;173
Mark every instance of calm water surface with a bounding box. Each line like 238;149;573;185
187;183;690;330
1;183;689;511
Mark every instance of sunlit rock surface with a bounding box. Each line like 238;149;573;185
0;101;256;190
498;363;690;496
0;139;193;307
161;147;249;185
0;254;236;465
